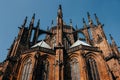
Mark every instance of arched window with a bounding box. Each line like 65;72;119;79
41;60;49;80
70;58;80;80
87;58;100;80
21;58;32;80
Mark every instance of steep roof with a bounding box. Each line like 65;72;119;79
70;39;91;48
32;40;51;49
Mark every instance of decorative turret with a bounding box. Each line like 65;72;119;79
27;13;35;47
57;5;63;25
33;19;40;44
56;5;63;46
94;13;101;25
87;12;93;25
83;18;87;28
109;34;119;55
109;34;116;46
75;24;79;40
82;18;91;44
58;5;63;18
22;16;27;27
51;20;54;27
31;13;35;24
70;19;72;26
47;26;49;31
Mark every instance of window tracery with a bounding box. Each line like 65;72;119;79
65;58;80;80
70;58;80;80
87;58;100;80
21;58;32;80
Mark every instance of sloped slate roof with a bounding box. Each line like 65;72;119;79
70;39;91;48
32;40;51;49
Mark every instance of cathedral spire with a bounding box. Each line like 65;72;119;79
94;13;101;25
56;5;64;47
87;12;93;25
22;16;27;27
57;4;63;25
58;4;63;18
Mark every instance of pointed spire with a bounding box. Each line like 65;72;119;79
70;19;72;26
58;5;63;17
75;24;78;30
33;19;40;45
109;34;113;40
87;12;93;24
51;20;54;26
36;19;40;28
57;4;63;25
57;4;63;18
83;18;87;28
47;26;49;31
94;13;101;25
22;16;27;27
32;13;35;19
31;13;35;24
109;34;117;46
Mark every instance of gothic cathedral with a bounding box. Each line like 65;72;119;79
0;5;120;80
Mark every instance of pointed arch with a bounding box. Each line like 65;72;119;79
86;57;100;80
21;58;32;80
70;58;80;80
35;58;50;80
65;58;80;80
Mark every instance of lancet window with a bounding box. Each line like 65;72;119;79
87;58;100;80
70;58;80;80
21;58;32;80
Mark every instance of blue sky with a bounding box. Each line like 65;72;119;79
0;0;120;62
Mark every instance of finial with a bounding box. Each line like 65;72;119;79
70;19;72;26
94;13;101;25
75;24;78;30
109;34;117;46
87;12;93;24
109;34;113;40
23;16;27;26
87;12;90;19
83;18;87;28
70;19;72;24
59;4;62;10
31;13;35;24
47;26;49;31
32;13;35;19
83;18;85;23
51;20;54;26
36;19;40;28
58;4;63;18
14;37;16;42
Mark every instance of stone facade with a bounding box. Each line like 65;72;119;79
0;5;120;80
